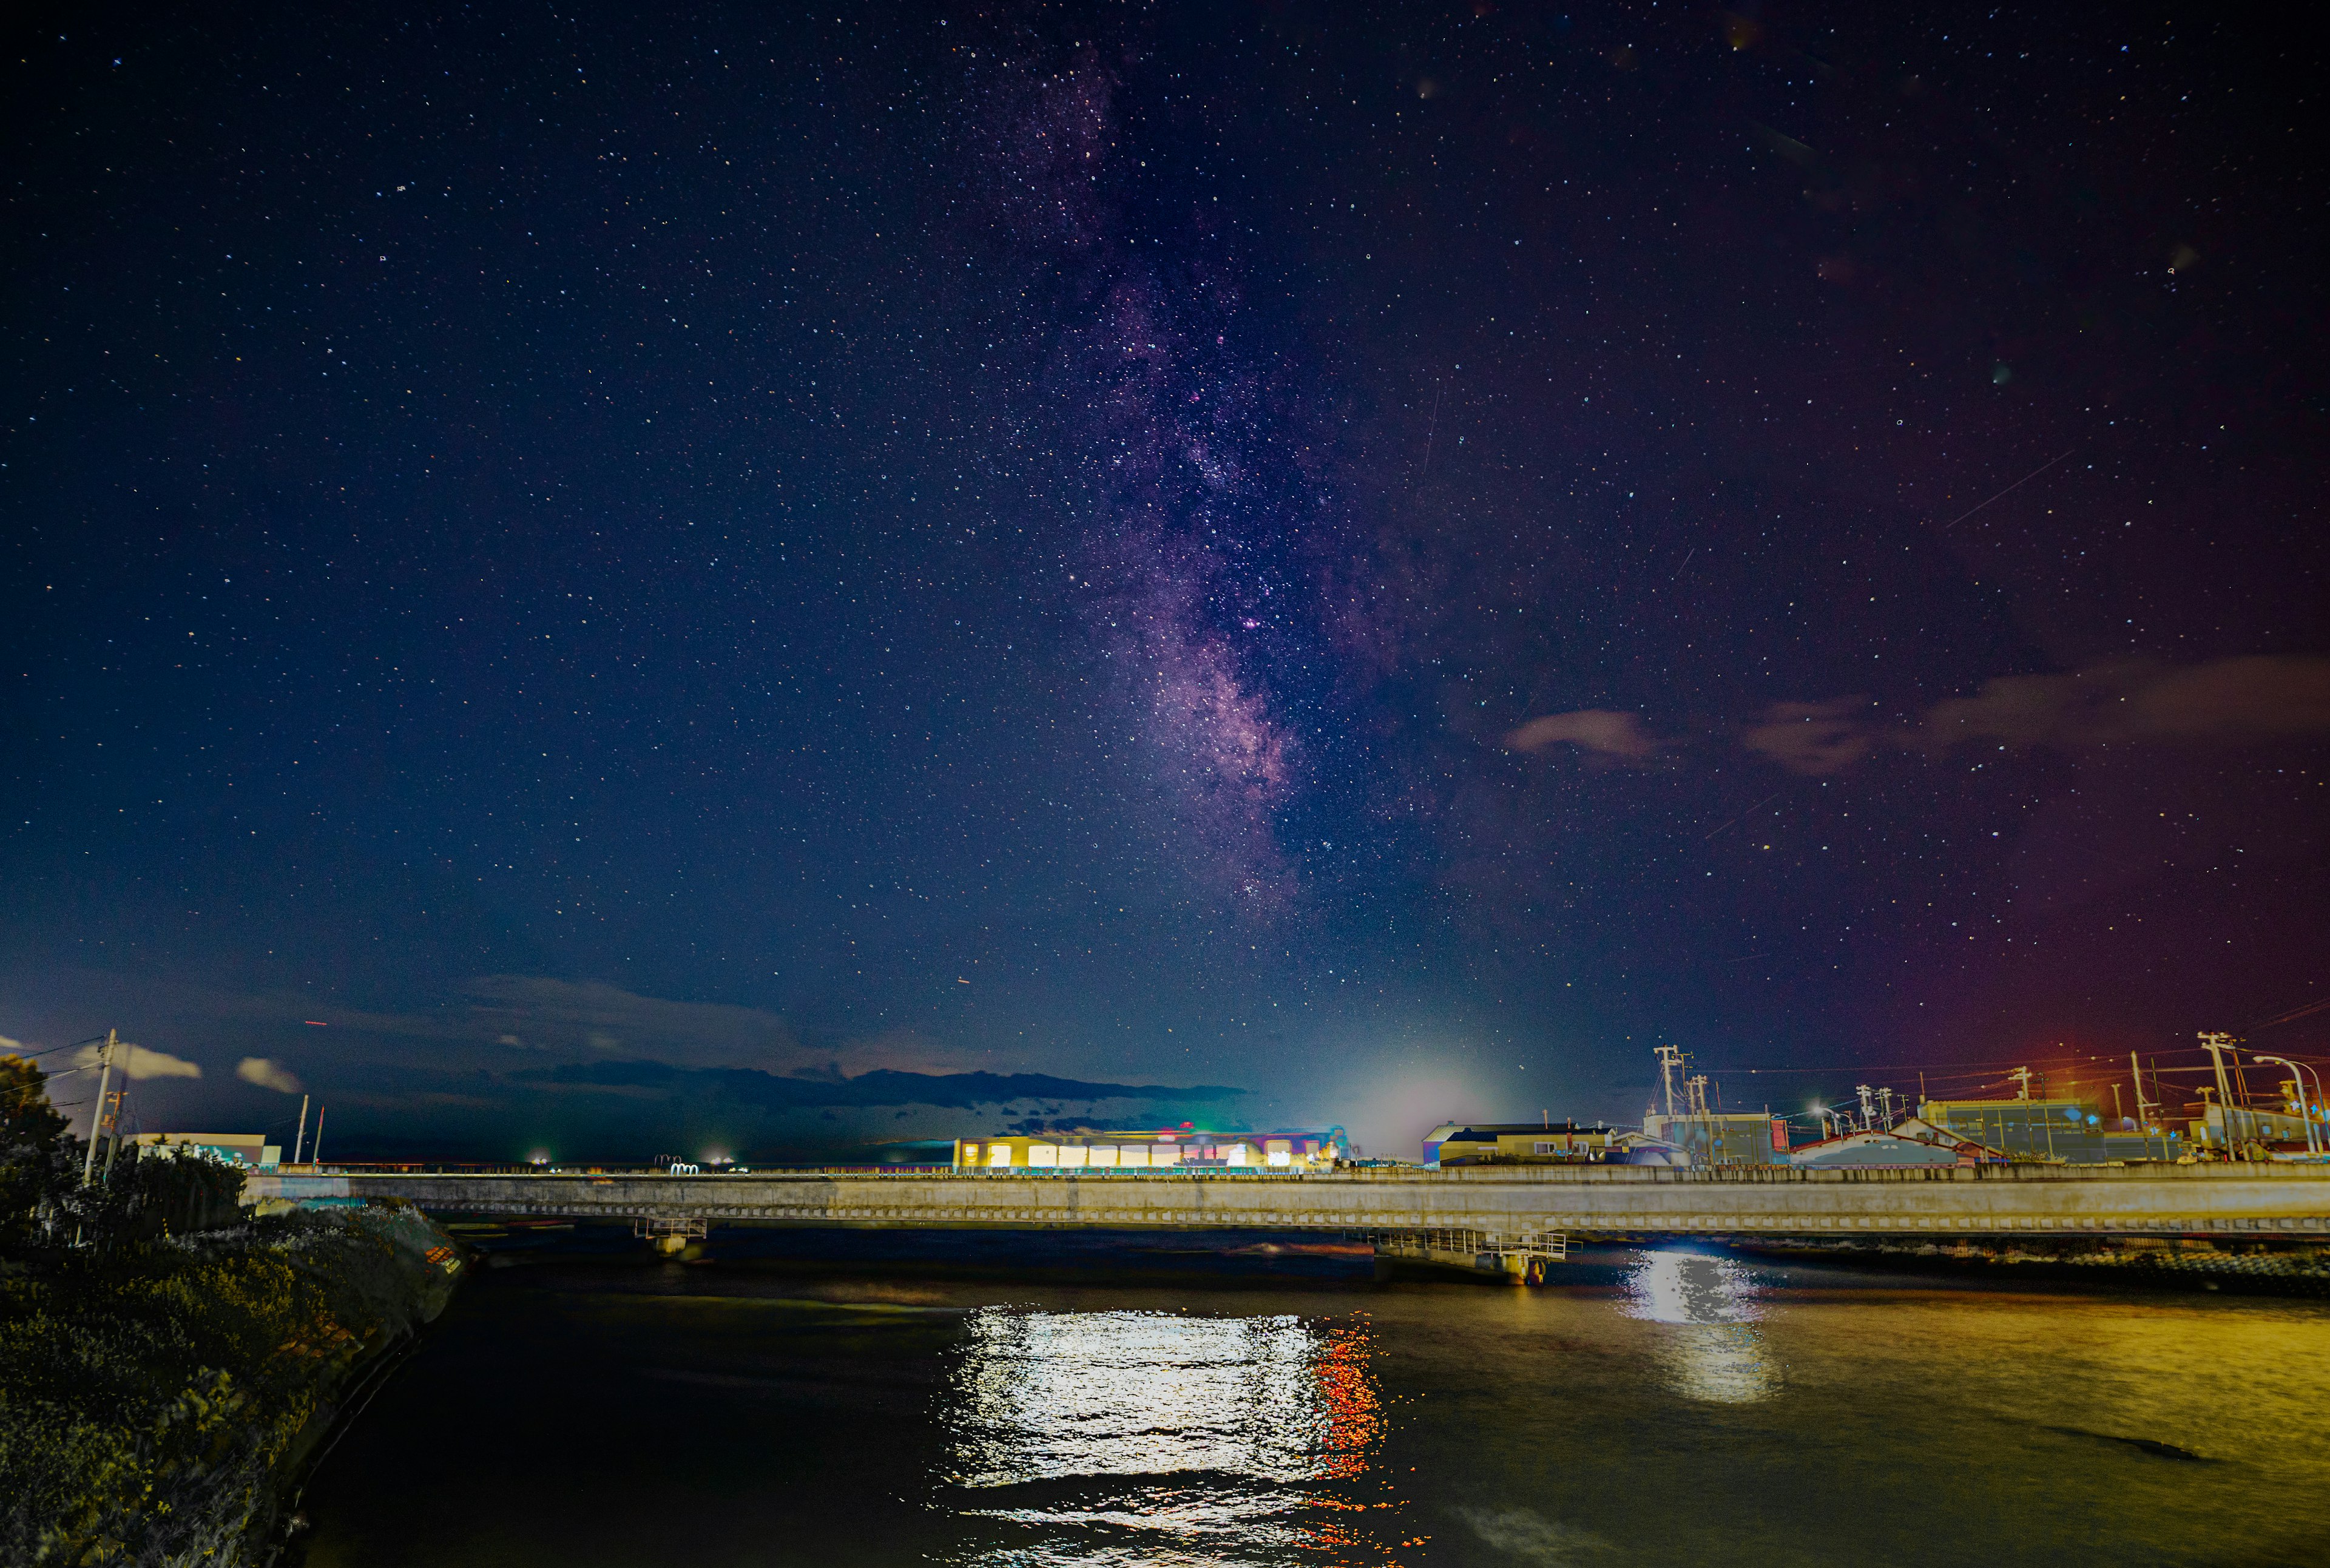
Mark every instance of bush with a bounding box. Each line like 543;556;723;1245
0;1205;460;1566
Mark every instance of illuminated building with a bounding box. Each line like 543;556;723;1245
954;1127;1350;1171
127;1132;280;1169
1421;1121;1619;1166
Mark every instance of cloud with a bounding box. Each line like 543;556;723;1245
1744;657;2330;774
235;1056;303;1093
1741;697;1877;776
1913;655;2330;752
1504;709;1662;762
73;1043;201;1080
513;1059;1246;1112
463;976;803;1068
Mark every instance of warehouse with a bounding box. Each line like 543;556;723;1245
955;1128;1348;1172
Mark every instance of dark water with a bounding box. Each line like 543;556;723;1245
299;1235;2330;1566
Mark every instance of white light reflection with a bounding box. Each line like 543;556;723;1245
1622;1251;1780;1405
941;1308;1388;1565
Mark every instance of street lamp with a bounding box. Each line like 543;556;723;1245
2249;1055;2326;1159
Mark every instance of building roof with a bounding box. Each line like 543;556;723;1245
1434;1123;1611;1138
1787;1116;2003;1167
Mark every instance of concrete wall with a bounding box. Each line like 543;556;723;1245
245;1163;2330;1240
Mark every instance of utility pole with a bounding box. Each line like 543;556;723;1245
1655;1044;1685;1120
293;1094;309;1166
2008;1066;2035;1102
312;1106;325;1166
79;1030;116;1186
2198;1032;2243;1158
99;1083;127;1178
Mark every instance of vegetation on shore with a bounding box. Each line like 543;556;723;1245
1;1052;462;1565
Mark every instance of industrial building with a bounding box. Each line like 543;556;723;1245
954;1128;1349;1172
1636;1044;1793;1167
1641;1111;1792;1168
129;1132;280;1169
1422;1122;1616;1166
2189;1100;2317;1152
1916;1098;2169;1164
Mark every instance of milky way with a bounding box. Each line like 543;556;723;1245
964;25;1354;911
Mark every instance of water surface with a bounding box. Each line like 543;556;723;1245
299;1242;2330;1566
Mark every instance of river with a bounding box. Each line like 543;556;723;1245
295;1233;2330;1566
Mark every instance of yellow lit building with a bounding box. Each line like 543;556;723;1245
955;1128;1348;1172
1423;1122;1619;1166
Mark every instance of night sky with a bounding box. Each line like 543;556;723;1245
6;3;2326;1161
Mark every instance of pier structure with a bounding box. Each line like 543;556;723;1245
249;1163;2330;1255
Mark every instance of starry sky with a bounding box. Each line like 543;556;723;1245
5;2;2326;1161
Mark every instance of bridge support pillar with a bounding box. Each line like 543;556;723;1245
1364;1228;1566;1283
634;1216;708;1256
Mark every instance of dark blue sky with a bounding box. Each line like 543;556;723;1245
6;2;2326;1160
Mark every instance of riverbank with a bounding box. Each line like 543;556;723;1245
0;1201;464;1566
1726;1234;2330;1296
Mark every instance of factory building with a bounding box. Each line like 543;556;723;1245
1640;1112;1792;1168
2189;1100;2315;1152
128;1132;281;1169
1422;1122;1616;1166
956;1128;1349;1172
1916;1098;2169;1164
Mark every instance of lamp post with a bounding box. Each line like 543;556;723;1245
2250;1055;2325;1158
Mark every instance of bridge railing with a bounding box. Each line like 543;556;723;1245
312;1161;2330;1185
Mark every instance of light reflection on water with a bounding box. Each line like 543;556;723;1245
1622;1250;1780;1405
942;1308;1391;1565
292;1252;2330;1568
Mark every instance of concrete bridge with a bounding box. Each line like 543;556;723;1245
249;1162;2330;1251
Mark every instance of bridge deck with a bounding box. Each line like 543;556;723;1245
246;1163;2330;1239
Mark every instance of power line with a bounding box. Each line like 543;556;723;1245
2251;996;2330;1031
1;1035;110;1062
